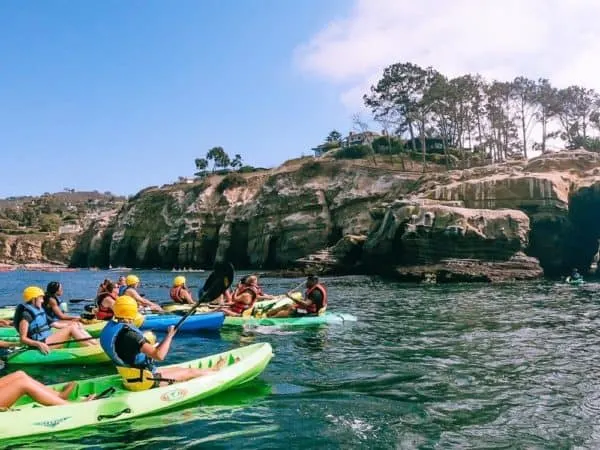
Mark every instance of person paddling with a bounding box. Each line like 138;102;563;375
43;282;83;323
99;296;229;391
267;275;328;318
119;275;163;313
169;276;194;304
16;286;98;354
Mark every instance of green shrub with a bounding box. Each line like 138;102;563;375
216;173;247;193
333;145;374;159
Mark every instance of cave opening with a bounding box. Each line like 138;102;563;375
226;221;250;268
328;226;343;247
265;236;279;269
564;184;600;275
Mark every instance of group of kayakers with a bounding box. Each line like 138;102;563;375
0;271;328;410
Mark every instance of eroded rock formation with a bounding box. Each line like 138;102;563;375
70;150;600;281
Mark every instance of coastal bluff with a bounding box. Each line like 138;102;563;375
70;150;600;282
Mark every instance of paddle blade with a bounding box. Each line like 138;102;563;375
198;261;234;302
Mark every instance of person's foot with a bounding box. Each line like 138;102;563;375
85;394;97;401
59;381;77;399
213;356;227;370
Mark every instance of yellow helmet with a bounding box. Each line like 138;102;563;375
173;276;186;287
23;286;45;302
113;295;139;320
133;313;145;328
125;275;140;286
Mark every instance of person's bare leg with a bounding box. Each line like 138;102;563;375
0;371;69;408
46;324;97;347
156;356;238;384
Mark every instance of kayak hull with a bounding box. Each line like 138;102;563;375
6;341;110;365
141;312;224;332
1;343;273;440
224;312;357;327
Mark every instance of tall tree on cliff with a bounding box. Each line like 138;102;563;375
553;86;600;149
510;76;538;158
533;78;559;153
326;130;342;144
364;62;440;171
194;158;208;177
206;146;231;172
485;81;518;161
230;154;243;170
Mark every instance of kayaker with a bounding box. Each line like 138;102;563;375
169;276;194;304
43;281;83;323
0;370;96;408
96;281;118;320
100;296;230;391
16;286;98;354
116;276;126;290
119;275;164;313
97;278;112;295
569;268;582;281
220;275;270;316
266;275;328;318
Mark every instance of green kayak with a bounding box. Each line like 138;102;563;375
1;342;273;440
224;312;357;327
0;306;15;320
0;321;106;340
5;341;109;365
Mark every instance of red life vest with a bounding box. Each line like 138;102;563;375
230;285;259;314
303;284;327;315
96;292;116;320
169;286;188;303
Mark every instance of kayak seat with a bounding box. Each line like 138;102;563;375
116;367;176;392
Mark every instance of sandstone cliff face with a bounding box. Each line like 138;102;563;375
74;160;419;270
0;234;77;265
71;150;600;281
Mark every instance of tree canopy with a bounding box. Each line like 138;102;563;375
363;61;600;163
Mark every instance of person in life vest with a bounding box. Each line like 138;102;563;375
96;281;119;320
220;275;273;316
43;281;83;323
119;275;164;313
0;370;98;409
100;296;230;392
97;278;112;295
169;276;194;304
16;286;98;354
267;275;328;318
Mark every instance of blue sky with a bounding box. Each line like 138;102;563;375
0;0;353;197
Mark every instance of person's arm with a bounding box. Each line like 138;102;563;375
139;326;176;361
0;319;12;327
49;299;80;321
232;292;253;306
183;289;194;304
18;319;50;354
129;290;163;312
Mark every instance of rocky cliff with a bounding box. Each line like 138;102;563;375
70;150;600;282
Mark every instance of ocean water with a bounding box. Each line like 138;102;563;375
1;270;600;449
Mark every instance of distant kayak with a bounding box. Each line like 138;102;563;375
5;341;109;366
0;320;106;340
224;312;357;327
565;277;584;285
140;312;224;332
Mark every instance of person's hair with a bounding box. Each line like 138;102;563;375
105;281;116;291
307;275;319;283
46;281;61;297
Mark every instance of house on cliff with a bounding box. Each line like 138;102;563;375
312;130;382;157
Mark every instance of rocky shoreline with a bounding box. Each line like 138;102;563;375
62;150;600;283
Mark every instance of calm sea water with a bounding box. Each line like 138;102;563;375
2;270;600;449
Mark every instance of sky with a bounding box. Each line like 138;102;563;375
2;0;600;197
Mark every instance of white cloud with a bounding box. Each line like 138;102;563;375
295;0;600;111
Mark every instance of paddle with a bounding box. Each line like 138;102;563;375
173;262;234;333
